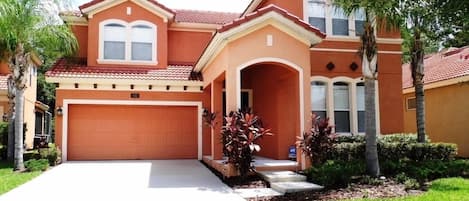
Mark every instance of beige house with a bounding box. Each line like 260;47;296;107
0;59;50;150
403;46;469;157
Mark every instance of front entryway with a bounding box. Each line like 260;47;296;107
67;104;198;160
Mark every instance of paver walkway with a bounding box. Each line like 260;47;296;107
0;160;244;201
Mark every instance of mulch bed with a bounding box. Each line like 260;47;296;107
201;161;424;200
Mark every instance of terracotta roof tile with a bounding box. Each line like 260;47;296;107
218;4;326;38
175;9;240;25
402;46;469;89
0;75;8;90
46;58;200;81
79;0;175;15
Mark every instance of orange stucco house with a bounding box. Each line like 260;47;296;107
46;0;404;170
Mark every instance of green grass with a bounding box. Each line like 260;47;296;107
0;161;41;195
351;178;469;201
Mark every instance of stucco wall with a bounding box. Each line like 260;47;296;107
403;83;469;157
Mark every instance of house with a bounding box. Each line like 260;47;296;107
46;0;404;172
403;46;469;157
0;59;51;150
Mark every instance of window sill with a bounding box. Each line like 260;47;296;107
325;36;361;42
97;59;158;66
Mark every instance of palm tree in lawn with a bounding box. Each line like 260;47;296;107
334;0;402;177
0;0;77;170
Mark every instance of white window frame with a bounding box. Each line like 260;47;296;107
406;97;416;111
311;76;380;135
98;19;157;65
304;0;367;38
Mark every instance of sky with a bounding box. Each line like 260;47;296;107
71;0;251;12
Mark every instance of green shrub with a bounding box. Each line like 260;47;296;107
39;144;61;166
0;122;7;159
404;178;420;190
24;159;49;171
326;142;365;162
382;159;469;182
379;133;430;143
335;135;365;143
306;160;365;188
23;150;41;161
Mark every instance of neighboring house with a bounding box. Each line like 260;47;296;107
403;46;469;157
46;0;403;169
0;59;51;150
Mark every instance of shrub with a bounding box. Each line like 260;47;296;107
39;144;61;166
297;113;335;164
222;110;272;176
379;133;430;143
24;159;49;171
335;135;365;143
306;160;365;188
382;159;469;182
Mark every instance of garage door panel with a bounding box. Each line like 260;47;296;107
68;104;198;160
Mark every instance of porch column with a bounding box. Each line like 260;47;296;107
225;67;238;112
211;80;223;160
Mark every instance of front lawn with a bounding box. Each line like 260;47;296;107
351;178;469;201
0;161;41;195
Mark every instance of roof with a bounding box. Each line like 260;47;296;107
175;9;239;25
0;75;8;90
218;4;326;37
194;4;326;71
46;58;200;81
79;0;175;15
402;46;469;89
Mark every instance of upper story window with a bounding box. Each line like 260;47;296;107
307;1;326;33
99;19;157;64
306;0;365;37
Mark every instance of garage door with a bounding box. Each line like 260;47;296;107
67;104;198;160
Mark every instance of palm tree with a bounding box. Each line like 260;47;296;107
0;0;77;170
334;0;402;177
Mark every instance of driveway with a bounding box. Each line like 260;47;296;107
0;160;244;201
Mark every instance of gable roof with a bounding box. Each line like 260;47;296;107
402;46;469;89
194;4;326;71
79;0;175;21
175;9;239;25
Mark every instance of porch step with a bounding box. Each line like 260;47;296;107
258;171;306;182
233;188;283;199
271;181;324;194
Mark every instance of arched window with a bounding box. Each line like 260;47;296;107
311;81;327;119
99;20;156;64
131;24;153;61
103;23;126;60
333;82;350;133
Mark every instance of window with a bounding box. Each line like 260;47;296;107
307;1;326;33
311;81;327;119
406;97;416;110
333;82;350;132
100;20;156;63
356;83;365;133
131;25;153;61
332;5;348;36
354;8;366;36
306;0;367;37
103;23;125;60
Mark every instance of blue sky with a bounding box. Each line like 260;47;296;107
72;0;251;12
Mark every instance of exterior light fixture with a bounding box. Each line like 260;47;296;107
56;106;63;116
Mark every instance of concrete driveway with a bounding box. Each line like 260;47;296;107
0;160;244;201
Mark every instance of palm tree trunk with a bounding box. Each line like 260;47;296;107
7;76;15;161
411;29;426;143
365;77;379;177
14;89;25;171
